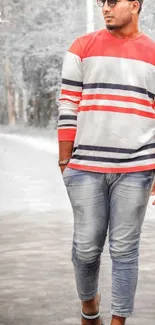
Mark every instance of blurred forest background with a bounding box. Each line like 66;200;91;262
0;0;154;128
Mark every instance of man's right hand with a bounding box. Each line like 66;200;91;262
60;165;67;174
58;141;73;175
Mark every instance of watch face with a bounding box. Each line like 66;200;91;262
59;159;70;166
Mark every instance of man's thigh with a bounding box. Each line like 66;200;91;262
109;170;155;257
63;168;109;254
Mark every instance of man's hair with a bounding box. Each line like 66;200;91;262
138;0;144;13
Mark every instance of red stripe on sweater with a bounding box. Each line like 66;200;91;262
82;94;154;109
68;30;155;65
78;105;155;119
59;98;80;104
61;89;82;98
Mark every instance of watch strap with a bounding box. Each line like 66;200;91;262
59;159;70;166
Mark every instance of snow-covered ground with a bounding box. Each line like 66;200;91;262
0;131;71;215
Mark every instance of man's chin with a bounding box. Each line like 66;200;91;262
106;24;118;30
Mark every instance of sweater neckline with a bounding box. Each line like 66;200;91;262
104;28;144;43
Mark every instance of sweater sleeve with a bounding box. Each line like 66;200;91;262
58;38;83;142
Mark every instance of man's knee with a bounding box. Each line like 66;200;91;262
109;241;139;262
72;242;101;266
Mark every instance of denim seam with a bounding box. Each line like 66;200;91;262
111;310;132;317
79;290;98;302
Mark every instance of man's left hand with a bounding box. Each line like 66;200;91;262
151;182;155;206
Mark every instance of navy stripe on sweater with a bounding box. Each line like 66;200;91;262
74;143;155;154
59;115;77;120
83;83;155;100
72;153;155;163
62;78;83;88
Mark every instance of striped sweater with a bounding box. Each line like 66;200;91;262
58;29;155;173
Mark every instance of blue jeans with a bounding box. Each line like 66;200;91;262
63;168;154;317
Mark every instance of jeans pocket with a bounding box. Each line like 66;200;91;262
62;167;74;186
62;167;69;184
140;170;155;189
124;170;155;191
62;168;92;187
62;167;69;177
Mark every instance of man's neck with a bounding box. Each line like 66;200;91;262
108;23;141;40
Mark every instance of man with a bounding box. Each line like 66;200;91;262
58;1;155;324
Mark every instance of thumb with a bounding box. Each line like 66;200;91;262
151;183;155;195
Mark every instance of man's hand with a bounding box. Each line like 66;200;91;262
60;165;67;174
59;141;73;175
151;182;155;206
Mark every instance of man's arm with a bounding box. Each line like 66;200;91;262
58;141;74;173
58;38;83;173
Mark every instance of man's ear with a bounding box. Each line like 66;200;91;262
131;0;140;14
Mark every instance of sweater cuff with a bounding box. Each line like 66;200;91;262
58;128;76;142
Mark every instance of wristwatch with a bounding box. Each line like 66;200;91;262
58;159;70;166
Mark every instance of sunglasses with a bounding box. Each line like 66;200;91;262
97;0;136;8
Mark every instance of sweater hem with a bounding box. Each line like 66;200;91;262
67;162;155;174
